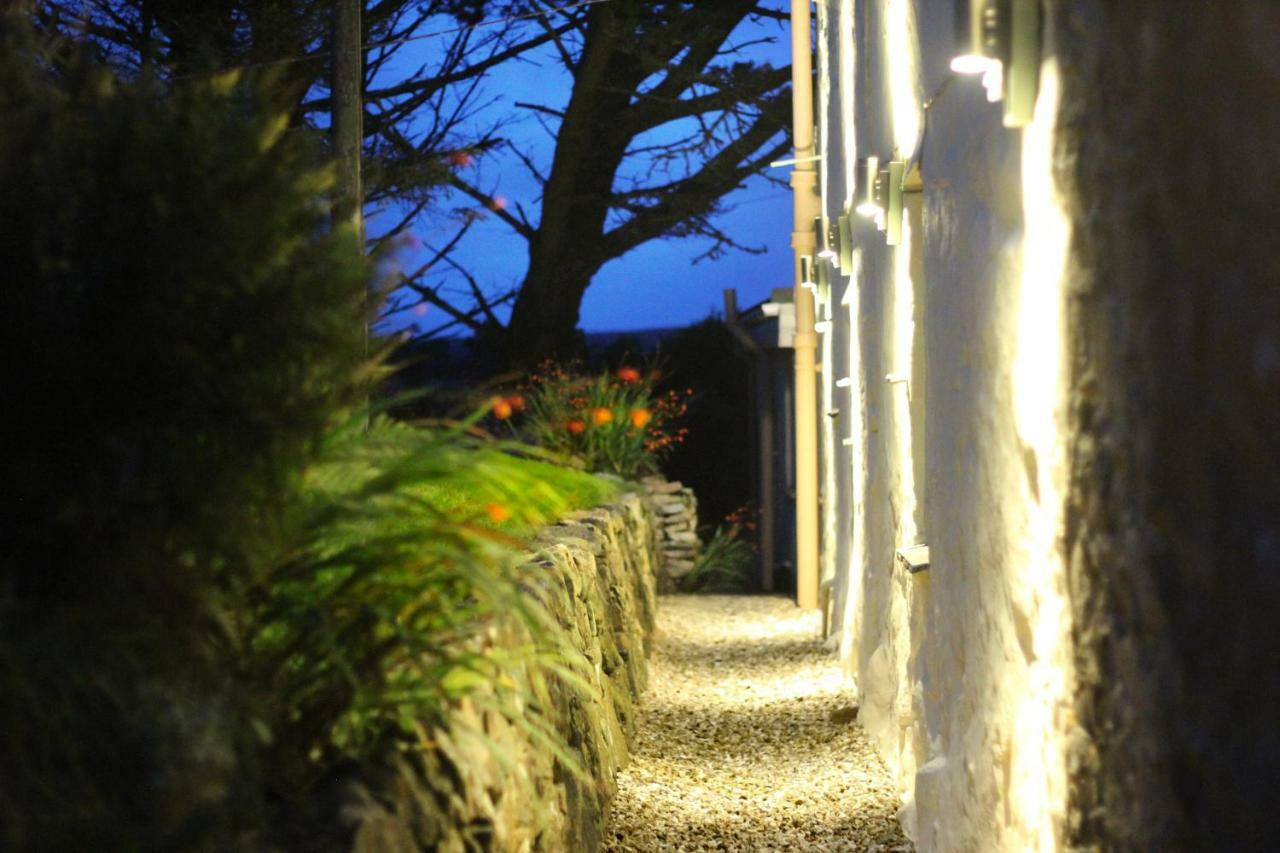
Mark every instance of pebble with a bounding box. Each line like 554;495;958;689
605;595;913;852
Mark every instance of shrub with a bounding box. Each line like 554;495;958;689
510;362;689;478
0;21;597;849
246;419;598;845
678;510;758;593
0;21;374;847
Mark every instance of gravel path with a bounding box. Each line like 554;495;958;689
605;595;913;852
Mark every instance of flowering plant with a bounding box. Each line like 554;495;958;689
507;362;689;478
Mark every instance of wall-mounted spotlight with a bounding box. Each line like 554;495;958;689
895;544;931;574
813;215;836;267
950;0;1003;79
854;156;882;219
885;160;906;246
820;219;840;267
875;166;892;234
836;215;853;272
855;157;905;245
801;255;817;293
950;0;1040;128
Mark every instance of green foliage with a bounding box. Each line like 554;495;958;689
0;21;371;848
679;524;756;594
413;451;621;534
244;419;597;829
511;363;689;479
0;20;606;851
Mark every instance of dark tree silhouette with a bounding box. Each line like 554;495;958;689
427;1;792;364
31;1;559;253
34;1;792;363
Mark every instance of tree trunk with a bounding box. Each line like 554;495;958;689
496;0;789;367
502;2;636;366
505;261;594;366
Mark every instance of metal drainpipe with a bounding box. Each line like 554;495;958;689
789;0;820;610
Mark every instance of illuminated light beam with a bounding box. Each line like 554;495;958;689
891;211;918;552
1007;57;1074;849
950;54;995;75
837;249;866;683
886;0;923;159
838;0;858;211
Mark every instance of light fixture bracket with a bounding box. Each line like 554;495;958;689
951;0;1041;129
855;155;882;219
886;160;906;246
896;544;931;574
837;214;853;272
1002;0;1040;127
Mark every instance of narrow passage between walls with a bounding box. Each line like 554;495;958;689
606;595;912;851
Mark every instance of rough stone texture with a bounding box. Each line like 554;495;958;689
811;1;1280;850
605;595;911;852
345;492;659;852
1054;2;1280;850
640;476;701;585
816;1;1076;849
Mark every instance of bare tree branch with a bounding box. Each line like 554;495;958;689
446;174;536;240
513;101;566;119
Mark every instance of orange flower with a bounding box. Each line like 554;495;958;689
629;408;652;428
506;394;526;412
616;366;641;383
592;407;614;426
485;502;509;523
566;418;586;434
491;396;513;419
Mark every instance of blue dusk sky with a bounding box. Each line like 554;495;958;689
373;5;794;336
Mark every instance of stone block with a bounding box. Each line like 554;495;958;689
666;559;697;578
641;477;683;494
344;492;660;852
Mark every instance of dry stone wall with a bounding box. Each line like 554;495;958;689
343;491;659;853
640;476;700;587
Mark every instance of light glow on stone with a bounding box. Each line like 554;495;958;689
982;60;1005;103
837;250;865;682
820;286;840;590
886;0;923;158
839;0;858;211
949;54;994;74
891;210;917;552
1008;58;1073;850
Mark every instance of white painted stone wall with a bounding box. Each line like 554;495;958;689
813;1;1075;849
